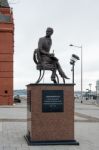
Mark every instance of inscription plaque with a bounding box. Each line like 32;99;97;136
42;90;64;112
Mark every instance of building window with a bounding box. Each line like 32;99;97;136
5;90;8;94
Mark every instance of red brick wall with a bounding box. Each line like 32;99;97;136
27;84;75;141
0;7;14;105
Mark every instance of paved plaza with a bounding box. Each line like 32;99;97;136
0;98;99;150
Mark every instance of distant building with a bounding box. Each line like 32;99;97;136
96;80;99;100
0;0;14;105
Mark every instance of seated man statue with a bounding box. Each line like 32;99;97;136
34;27;69;83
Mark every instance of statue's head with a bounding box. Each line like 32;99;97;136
46;27;54;37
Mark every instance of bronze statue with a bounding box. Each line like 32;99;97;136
0;0;9;7
33;27;69;84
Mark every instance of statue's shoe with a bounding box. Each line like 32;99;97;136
64;75;70;79
51;77;57;84
60;72;70;79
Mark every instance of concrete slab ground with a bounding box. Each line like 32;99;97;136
0;98;99;150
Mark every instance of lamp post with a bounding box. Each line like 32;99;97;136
69;44;83;102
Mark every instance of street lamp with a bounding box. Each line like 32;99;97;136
70;54;80;84
89;83;92;99
86;89;89;100
69;44;83;102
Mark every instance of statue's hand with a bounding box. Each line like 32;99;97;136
49;53;54;57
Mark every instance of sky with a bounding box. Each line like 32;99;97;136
8;0;99;91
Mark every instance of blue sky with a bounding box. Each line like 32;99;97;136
9;0;99;91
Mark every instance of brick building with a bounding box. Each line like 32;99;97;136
0;0;14;105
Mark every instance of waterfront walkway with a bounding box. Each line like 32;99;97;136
0;98;99;150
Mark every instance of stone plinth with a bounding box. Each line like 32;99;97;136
25;84;79;145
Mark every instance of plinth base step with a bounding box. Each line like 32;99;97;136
24;135;79;146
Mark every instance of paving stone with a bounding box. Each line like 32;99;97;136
0;146;3;150
16;147;30;150
3;146;17;150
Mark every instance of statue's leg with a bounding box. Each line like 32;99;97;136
51;69;57;83
57;62;69;79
